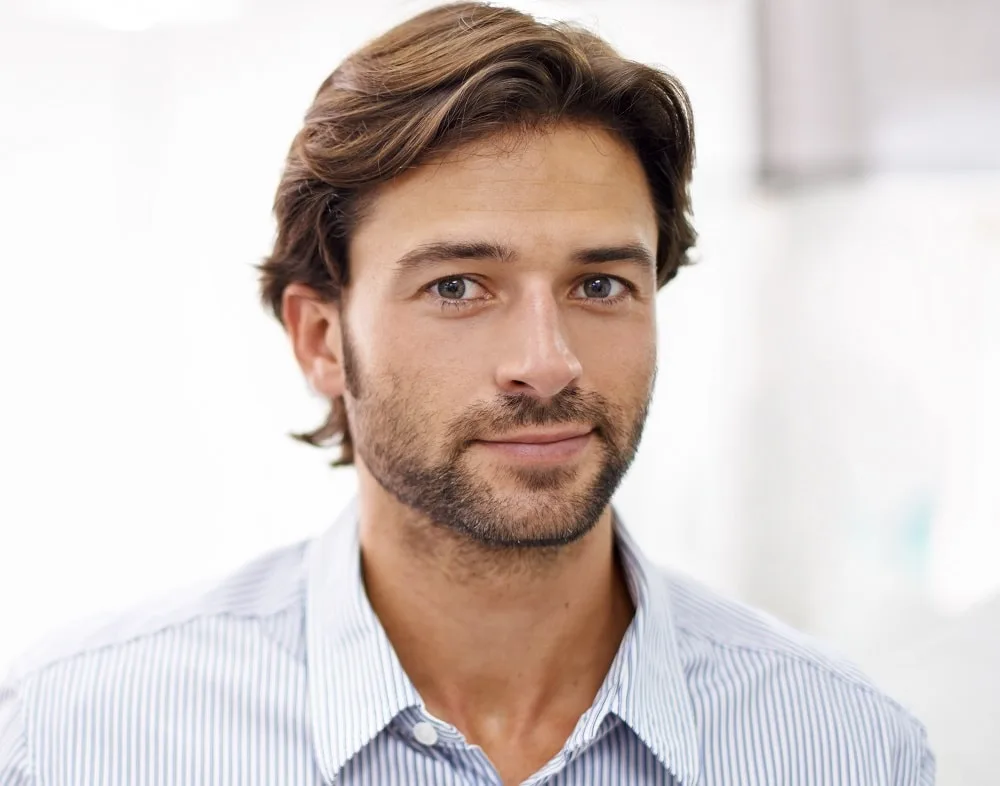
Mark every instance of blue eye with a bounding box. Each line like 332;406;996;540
576;276;629;301
583;277;612;298
436;278;468;299
425;276;489;311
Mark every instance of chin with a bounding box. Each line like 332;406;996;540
468;517;598;550
481;458;589;493
473;489;607;546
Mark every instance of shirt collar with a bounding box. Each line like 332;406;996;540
305;498;700;785
306;498;421;782
608;515;701;784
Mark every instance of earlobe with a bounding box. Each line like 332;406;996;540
282;284;346;399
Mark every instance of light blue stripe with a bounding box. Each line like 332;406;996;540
0;498;934;785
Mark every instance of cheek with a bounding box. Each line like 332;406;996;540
367;326;481;417
574;317;656;380
375;326;469;382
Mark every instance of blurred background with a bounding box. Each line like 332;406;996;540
1;0;997;779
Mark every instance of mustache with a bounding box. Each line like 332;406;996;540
449;387;615;444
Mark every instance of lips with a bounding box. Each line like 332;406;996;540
480;427;593;444
472;427;594;464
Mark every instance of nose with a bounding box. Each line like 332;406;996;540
493;291;583;398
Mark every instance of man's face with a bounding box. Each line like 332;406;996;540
340;124;659;547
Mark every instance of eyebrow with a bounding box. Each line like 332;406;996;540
392;240;655;273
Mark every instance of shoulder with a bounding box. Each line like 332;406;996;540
659;568;934;783
3;537;310;692
0;539;313;782
664;567;869;678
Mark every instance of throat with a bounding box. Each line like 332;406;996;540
395;551;635;784
359;494;636;781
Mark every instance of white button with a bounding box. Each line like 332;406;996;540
413;721;438;746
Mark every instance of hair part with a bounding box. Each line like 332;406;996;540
257;1;697;466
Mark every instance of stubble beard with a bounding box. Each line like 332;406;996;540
342;329;654;551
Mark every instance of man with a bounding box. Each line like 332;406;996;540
0;3;933;784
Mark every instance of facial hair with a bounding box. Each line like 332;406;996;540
342;325;654;549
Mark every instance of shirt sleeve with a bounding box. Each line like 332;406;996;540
917;741;936;786
898;717;935;786
0;676;33;786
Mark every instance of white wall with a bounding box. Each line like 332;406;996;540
742;174;1000;644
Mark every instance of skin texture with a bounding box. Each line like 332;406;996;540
283;123;660;785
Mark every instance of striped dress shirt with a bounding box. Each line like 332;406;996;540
0;498;934;785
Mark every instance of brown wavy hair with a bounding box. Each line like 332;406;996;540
257;1;697;466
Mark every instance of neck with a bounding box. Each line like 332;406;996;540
355;467;635;754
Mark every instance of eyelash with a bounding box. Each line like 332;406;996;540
425;275;637;312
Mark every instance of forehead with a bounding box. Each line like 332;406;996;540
350;124;658;264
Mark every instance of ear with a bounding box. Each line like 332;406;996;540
281;283;345;399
